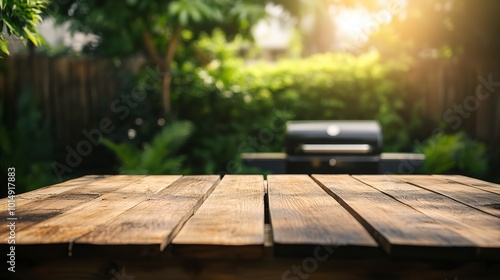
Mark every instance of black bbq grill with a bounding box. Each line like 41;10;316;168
285;120;382;174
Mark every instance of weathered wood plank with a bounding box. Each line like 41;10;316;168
172;175;265;259
433;175;500;196
0;175;108;209
13;175;181;257
0;175;141;238
73;175;220;257
267;175;378;258
392;175;500;218
355;175;500;260
312;175;476;259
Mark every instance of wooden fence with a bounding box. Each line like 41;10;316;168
0;55;124;146
0;55;499;152
405;59;500;148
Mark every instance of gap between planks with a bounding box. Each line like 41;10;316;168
354;175;500;260
172;175;265;259
0;175;142;239
312;174;477;260
267;175;379;258
72;175;221;257
10;175;181;257
433;174;500;196
391;175;500;218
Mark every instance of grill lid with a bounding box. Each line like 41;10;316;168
285;120;383;155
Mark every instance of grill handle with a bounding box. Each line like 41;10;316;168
301;144;372;154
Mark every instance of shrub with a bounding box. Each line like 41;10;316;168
102;121;194;174
0;90;57;195
169;32;417;173
416;132;488;178
236;51;416;152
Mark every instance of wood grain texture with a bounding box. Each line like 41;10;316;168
172;175;265;259
433;175;500;196
0;175;137;239
392;175;500;218
312;175;476;259
0;175;107;209
267;175;378;258
355;175;500;260
73;175;220;257
13;175;180;257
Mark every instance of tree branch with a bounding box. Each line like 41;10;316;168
164;26;183;72
161;26;183;116
142;30;161;65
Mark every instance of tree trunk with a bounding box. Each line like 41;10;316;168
162;26;183;116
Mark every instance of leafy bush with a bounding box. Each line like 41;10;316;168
0;90;57;195
236;51;418;152
0;0;48;55
168;31;418;173
416;132;488;178
102;121;194;174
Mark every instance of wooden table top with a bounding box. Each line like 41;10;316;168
2;174;500;261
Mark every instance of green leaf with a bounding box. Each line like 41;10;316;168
103;121;193;175
140;121;193;174
23;26;39;46
187;6;202;23
0;39;10;55
168;2;181;16
3;19;15;34
101;138;140;169
179;9;189;26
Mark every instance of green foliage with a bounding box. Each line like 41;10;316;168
54;0;266;57
102;121;194;174
0;90;57;193
168;31;417;173
416;132;488;178
235;51;417;152
241;52;386;108
168;0;228;26
54;0;268;114
0;0;48;55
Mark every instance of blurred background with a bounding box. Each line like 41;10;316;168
1;0;499;195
